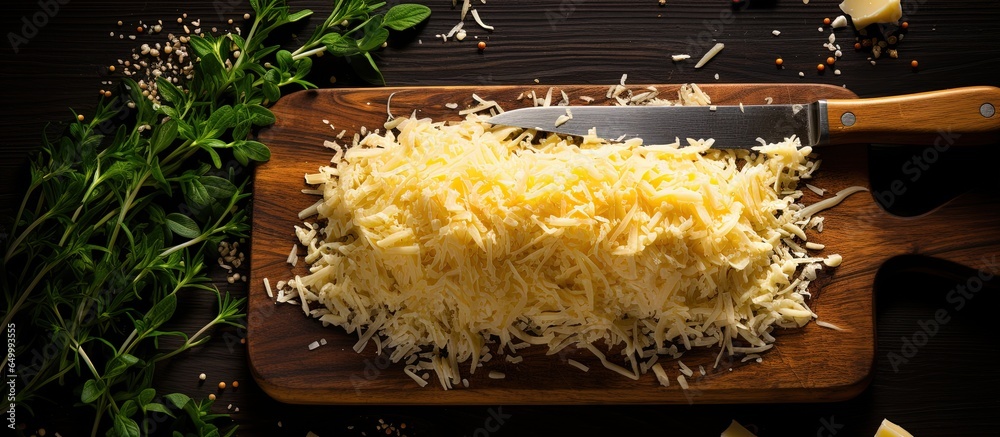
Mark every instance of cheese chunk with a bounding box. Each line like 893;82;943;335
875;419;914;437
839;0;902;29
721;420;757;437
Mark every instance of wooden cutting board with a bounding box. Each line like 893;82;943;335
249;84;1000;405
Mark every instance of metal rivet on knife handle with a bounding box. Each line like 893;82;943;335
981;103;996;118
840;111;856;127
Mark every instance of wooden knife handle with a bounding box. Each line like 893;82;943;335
826;86;1000;146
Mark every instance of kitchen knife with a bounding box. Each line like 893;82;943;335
486;86;1000;148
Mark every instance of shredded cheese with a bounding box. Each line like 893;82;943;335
695;43;724;68
471;9;494;31
289;85;853;389
567;359;590;372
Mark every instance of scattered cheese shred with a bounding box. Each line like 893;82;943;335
695;43;724;68
678;361;694;377
554;108;573;127
677;374;689;390
470;9;494;31
815;320;846;331
650;362;670;387
289;85;851;389
567;359;590;372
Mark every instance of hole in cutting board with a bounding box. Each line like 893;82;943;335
867;144;1000;217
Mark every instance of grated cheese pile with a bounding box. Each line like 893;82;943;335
281;85;857;388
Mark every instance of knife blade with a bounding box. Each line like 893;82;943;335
486;86;1000;148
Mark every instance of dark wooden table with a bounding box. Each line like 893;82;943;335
2;1;999;436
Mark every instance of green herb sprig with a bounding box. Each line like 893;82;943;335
1;1;430;436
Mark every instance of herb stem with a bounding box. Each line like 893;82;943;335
91;400;103;437
292;46;326;61
0;261;59;352
153;316;217;364
8;178;40;252
60;170;101;247
4;209;55;264
106;172;150;251
77;344;99;378
118;329;138;355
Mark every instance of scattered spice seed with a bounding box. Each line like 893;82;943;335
901;21;909;29
823;17;831;25
775;57;783;66
208;394;216;401
911;60;918;68
77;114;85;121
199;373;207;381
477;41;486;50
244;13;251;19
826;56;835;65
854;42;861;50
218;381;226;390
817;64;826;71
232;381;240;388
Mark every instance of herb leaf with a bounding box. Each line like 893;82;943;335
322;34;360;57
82;379;106;404
165;213;201;239
164;393;191;410
382;4;432;31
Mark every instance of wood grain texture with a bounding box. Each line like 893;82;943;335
248;83;1000;405
827;86;1000;145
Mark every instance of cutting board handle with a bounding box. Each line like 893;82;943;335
826;86;1000;146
